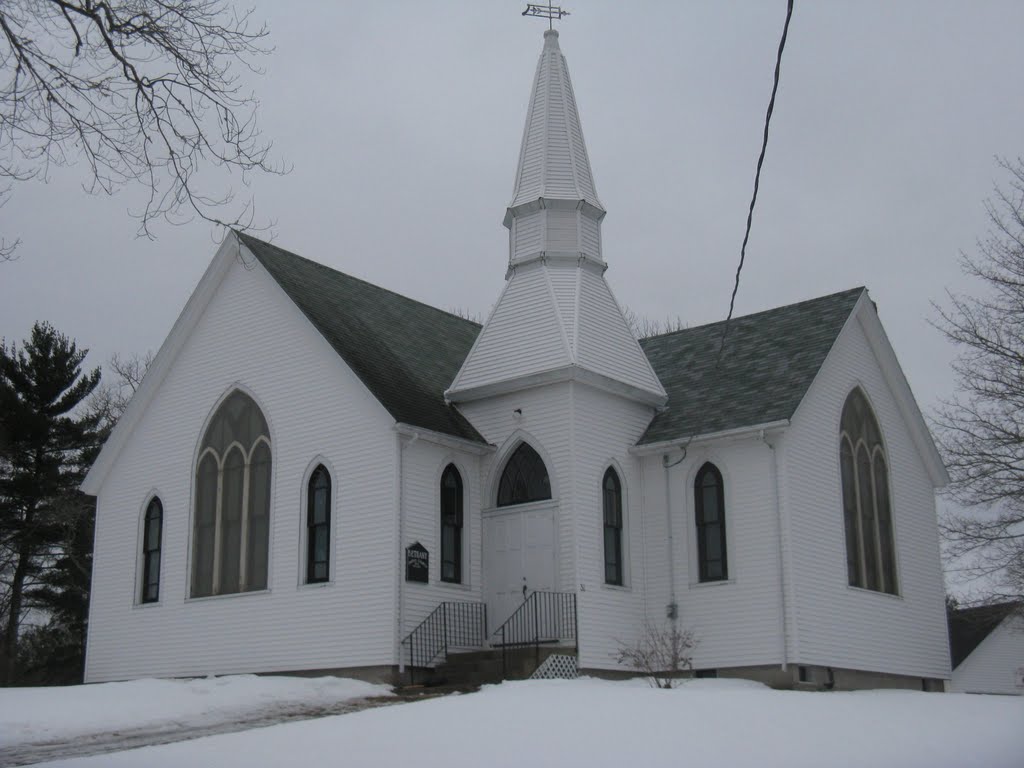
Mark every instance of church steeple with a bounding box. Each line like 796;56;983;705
447;31;665;407
505;29;605;266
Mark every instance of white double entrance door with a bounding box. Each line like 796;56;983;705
482;504;557;634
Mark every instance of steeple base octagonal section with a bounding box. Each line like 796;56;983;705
446;257;666;407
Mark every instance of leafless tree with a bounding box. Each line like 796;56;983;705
88;351;152;428
0;0;284;260
614;622;697;689
622;306;687;339
934;157;1024;603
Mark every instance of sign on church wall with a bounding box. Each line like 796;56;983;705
405;541;429;583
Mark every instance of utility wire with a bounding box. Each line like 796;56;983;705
675;0;795;457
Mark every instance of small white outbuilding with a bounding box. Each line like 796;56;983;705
949;603;1024;695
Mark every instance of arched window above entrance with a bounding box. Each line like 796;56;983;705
497;443;551;507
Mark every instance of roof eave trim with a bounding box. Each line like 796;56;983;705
394;423;494;455
446;364;667;407
630;419;791;455
854;300;950;489
81;232;242;496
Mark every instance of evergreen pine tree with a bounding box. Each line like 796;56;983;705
0;322;101;685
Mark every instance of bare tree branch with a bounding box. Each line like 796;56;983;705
933;156;1024;602
0;0;287;260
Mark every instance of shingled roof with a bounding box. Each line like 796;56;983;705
242;232;865;448
239;234;486;444
637;288;865;445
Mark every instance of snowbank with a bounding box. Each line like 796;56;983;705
0;674;390;748
26;677;1024;767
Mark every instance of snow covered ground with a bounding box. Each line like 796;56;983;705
0;674;390;750
9;677;1024;768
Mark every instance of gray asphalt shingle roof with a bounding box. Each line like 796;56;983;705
239;233;486;444
241;233;863;448
637;288;865;444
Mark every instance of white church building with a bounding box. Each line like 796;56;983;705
81;29;952;690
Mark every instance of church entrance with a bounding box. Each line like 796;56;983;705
482;504;557;633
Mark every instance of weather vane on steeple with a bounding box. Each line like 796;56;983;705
522;2;570;31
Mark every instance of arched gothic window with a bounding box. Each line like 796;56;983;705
440;465;464;584
840;388;898;594
306;465;331;584
603;468;624;586
497;443;551;507
192;390;271;598
695;463;727;582
141;497;163;603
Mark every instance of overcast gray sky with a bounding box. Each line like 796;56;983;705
2;0;1022;448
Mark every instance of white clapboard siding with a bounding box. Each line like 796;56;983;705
449;262;570;393
636;437;787;671
510;31;600;210
85;254;400;682
779;303;950;679
398;438;484;645
449;261;665;404
951;615;1024;695
569;385;656;671
575;268;665;396
460;385;576;594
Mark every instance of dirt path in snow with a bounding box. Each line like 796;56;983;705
0;692;447;767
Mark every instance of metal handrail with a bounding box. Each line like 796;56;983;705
401;600;487;685
492;590;577;677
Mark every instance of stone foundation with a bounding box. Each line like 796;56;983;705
581;663;948;692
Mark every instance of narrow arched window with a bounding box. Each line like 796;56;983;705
840;388;898;594
497;443;551;506
695;463;727;582
141;497;163;603
306;465;331;584
192;390;272;598
440;465;463;584
603;468;623;586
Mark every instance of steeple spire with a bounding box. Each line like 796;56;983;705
447;31;665;408
505;29;605;267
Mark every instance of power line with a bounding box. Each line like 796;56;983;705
674;0;795;458
720;0;795;358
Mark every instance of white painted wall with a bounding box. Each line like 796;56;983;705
780;303;950;679
461;384;575;595
570;384;655;671
85;254;400;682
951;615;1024;695
398;437;484;648
635;435;787;672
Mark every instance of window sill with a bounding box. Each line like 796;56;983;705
133;599;163;609
846;584;902;601
298;580;334;591
688;578;735;589
601;582;632;593
186;588;271;604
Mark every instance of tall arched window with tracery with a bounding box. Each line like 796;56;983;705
192;390;272;598
840;388;898;594
497;442;551;507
